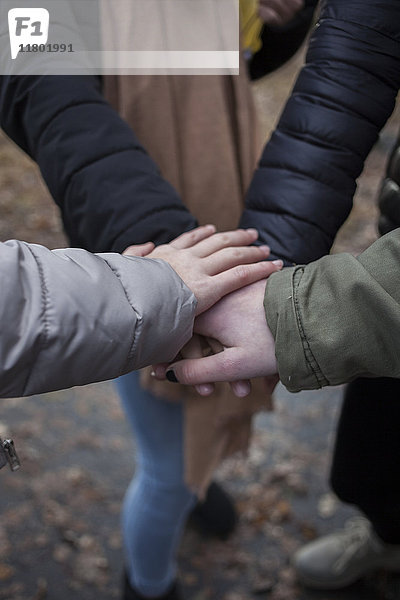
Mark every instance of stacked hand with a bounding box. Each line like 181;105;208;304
124;225;282;315
125;226;281;398
153;279;279;397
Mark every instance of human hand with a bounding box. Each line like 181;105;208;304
156;333;253;397
126;225;282;315
122;241;155;256
258;0;304;26
153;279;279;390
158;332;274;398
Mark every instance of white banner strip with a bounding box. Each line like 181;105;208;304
99;51;240;70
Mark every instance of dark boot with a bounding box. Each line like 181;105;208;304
188;481;237;539
123;571;183;600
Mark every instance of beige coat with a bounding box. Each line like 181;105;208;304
104;66;274;494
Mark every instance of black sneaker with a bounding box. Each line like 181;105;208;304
188;481;237;539
123;571;183;600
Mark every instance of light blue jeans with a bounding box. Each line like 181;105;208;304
116;371;197;597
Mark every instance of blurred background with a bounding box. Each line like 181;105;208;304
0;46;399;600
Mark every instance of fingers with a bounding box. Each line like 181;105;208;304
169;225;216;249
258;6;286;26
160;228;264;263
151;362;169;379
261;0;303;22
123;242;155;257
180;335;216;396
153;357;251;397
189;229;259;258
212;260;283;302
209;334;251;397
152;338;217;395
166;347;243;386
195;383;216;396
203;245;270;275
258;0;304;25
227;375;279;399
230;380;252;398
194;336;223;396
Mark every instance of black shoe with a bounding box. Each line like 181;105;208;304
188;481;237;539
123;571;183;600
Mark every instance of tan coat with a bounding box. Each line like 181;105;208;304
104;66;274;494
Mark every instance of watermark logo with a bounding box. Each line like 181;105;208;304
1;1;238;75
8;8;49;59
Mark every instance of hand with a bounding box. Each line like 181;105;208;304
154;279;279;389
122;241;155;256
258;0;304;26
126;225;282;315
157;333;256;398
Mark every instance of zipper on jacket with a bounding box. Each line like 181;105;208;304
0;438;21;471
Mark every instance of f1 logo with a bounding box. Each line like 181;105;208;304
8;8;49;59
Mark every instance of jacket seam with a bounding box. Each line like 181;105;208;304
33;99;107;152
244;203;339;242
292;268;329;388
34;99;144;153
257;162;354;190
65;146;150;188
276;124;366;160
320;16;400;48
100;260;140;374
22;244;51;395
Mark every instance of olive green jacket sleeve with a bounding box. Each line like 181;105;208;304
264;230;400;393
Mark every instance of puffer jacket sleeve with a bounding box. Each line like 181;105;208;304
264;229;400;392
241;0;400;264
0;75;198;252
0;240;196;397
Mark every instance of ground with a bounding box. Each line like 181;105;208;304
0;51;399;600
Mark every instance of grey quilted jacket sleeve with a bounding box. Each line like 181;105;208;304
0;241;196;397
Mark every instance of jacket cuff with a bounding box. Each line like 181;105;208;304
264;267;325;392
110;212;198;253
100;255;197;371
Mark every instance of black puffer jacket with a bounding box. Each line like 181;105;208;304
0;76;197;252
378;133;400;236
0;1;399;261
241;0;400;264
0;4;316;254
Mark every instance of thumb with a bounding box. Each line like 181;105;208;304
166;347;242;385
123;242;155;257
